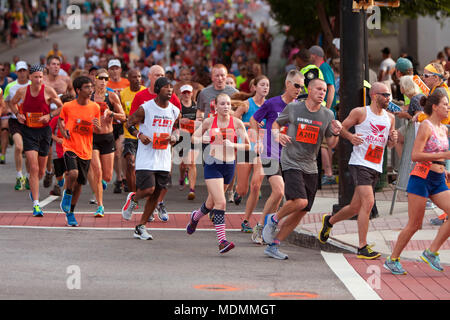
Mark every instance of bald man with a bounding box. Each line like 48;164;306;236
318;82;398;260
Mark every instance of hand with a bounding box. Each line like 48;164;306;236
38;114;51;124
278;133;292;146
331;120;342;136
388;129;398;144
138;133;151;145
223;139;234;148
92;118;100;129
350;133;364;146
103;109;113;121
17;113;26;124
62;129;70;140
258;121;265;128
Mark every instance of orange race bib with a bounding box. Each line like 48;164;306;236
280;126;288;135
153;132;170;150
180;119;195;134
295;124;319;144
410;161;431;179
364;145;384;164
72;119;93;136
25;112;45;128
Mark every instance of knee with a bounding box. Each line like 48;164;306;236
250;180;262;193
293;198;308;211
271;185;284;200
213;199;226;211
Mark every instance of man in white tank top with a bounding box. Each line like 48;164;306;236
318;82;398;259
121;77;180;240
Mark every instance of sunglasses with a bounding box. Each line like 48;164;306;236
290;81;304;89
376;92;391;98
97;76;109;81
421;73;438;78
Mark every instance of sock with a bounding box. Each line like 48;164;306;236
33;200;39;207
215;224;226;243
200;202;211;215
17;171;23;178
46;170;53;175
270;239;281;246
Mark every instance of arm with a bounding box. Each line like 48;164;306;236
127;106;151;145
107;92;126;122
10;87;26;123
229;117;250;151
325;84;335;109
192;117;213;145
45;86;63;119
387;113;397;149
233;100;249;122
411;123;450;162
340;107;365;145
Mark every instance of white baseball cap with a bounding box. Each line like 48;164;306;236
180;84;193;93
108;59;121;69
16;61;28;71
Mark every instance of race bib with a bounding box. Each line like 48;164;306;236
72;119;93;136
410;161;431;179
295;124;319;144
364;144;384;164
25;112;45;128
180;119;195;134
280;126;288;135
153;132;170;150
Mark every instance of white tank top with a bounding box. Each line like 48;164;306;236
135;99;180;172
348;105;391;173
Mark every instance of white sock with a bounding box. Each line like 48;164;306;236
33;200;40;207
17;171;23;178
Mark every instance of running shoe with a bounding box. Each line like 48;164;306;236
420;249;443;272
430;213;448;226
252;223;264;244
262;213;278;245
186;210;199;235
25;177;30;190
425;199;436;210
43;171;53;188
321;175;336;185
0;155;5;164
14;177;24;191
187;190;195;200
89;194;97;205
318;214;333;244
102;180;108;191
49;184;61;196
60;190;72;214
32;205;44;217
157;202;169;222
113;180;122;194
94;205;105;217
65;212;78;227
219;240;235;254
383;256;407;275
241;221;252;233
134;225;153;240
264;244;288;260
357;244;381;260
226;190;234;203
122;192;137;221
234;192;242;205
179;177;185;191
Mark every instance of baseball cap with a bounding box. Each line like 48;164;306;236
180;84;193;93
395;57;413;73
165;66;173;73
108;59;121;69
332;38;340;51
309;45;324;58
16;61;28;71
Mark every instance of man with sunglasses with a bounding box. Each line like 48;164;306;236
318;82;398;260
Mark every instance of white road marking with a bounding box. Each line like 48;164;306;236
39;196;59;208
321;251;381;300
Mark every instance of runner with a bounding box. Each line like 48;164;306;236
176;84;200;200
318;82;398;259
3;61;31;190
250;69;304;244
129;64;182;222
0;62;12;164
9;64;63;217
261;78;342;259
88;68;126;217
43;55;76;189
232;75;270;233
384;91;450;274
58;76;101;226
120;69;146;193
121;77;180;240
186;93;250;253
107;59;130;194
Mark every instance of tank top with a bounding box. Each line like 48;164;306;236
22;84;50;128
210;115;237;144
423;120;449;153
91;92;113;113
348;105;391;173
242;97;260;124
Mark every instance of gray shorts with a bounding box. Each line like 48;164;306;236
123;138;138;157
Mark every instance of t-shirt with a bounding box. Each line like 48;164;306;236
107;78;130;92
3;80;31;120
319;61;337;109
60;100;100;160
196;85;238;116
252;95;287;159
379;58;396;82
276;100;335;173
130;89;181;116
120;85;146;139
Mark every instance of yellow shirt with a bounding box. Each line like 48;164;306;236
120;86;146;139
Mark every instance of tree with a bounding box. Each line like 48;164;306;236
267;0;450;53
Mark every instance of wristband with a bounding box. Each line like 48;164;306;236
137;131;142;139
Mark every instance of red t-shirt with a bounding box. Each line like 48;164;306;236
49;116;64;159
130;89;181;115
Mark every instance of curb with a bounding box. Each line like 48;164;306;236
287;228;357;254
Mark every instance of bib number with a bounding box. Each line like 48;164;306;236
364;145;384;164
153;132;170;150
410;161;431;179
295;124;319;144
25;112;44;128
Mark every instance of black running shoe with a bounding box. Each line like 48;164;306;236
357;244;381;260
318;214;332;244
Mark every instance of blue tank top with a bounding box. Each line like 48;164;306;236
242;97;266;128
